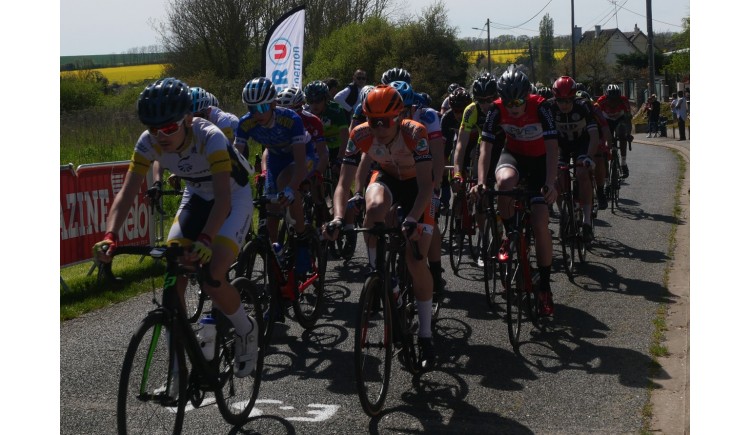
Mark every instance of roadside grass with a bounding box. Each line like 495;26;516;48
640;149;686;434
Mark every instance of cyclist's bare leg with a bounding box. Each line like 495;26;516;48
494;166;520;221
363;182;390;268
406;232;434;303
576;165;594;225
199;243;253;333
530;203;553;269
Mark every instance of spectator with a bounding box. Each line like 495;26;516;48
675;90;687;140
323;77;340;101
646;94;661;138
669;93;678;122
333;69;367;121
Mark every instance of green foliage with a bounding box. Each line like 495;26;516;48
60;73;106;112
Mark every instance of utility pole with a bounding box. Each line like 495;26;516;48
472;19;491;73
529;40;535;83
571;0;576;78
646;0;656;96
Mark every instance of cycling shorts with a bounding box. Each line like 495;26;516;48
495;149;548;201
265;153;319;195
367;170;435;232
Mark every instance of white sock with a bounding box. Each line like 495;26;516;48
226;306;253;336
417;300;432;338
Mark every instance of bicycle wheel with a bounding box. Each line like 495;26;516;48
609;154;620;212
260;254;282;349
575;204;588;263
117;312;185;435
389;249;421;374
354;274;393;417
505;235;524;352
559;195;576;277
214;277;264;425
448;197;465;273
483;215;503;313
467;212;481;262
293;233;326;329
184;272;205;323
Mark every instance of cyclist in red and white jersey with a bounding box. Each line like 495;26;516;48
595;84;632;178
324;85;436;369
472;65;559;316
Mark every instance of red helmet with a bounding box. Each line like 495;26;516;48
552;76;577;99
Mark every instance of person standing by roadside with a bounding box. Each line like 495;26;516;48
675;90;687;140
669;93;678;122
646;94;661;138
334;69;367;121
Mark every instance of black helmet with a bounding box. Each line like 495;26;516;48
447;82;461;94
381;67;411;84
606;84;621;98
449;87;471;108
137;77;192;126
497;65;531;102
471;73;498;99
303;80;329;103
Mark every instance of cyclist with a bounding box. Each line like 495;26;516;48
452;73;504;267
549;76;599;243
324;85;436;368
440;87;471;212
471;65;558;316
389;80;447;300
380;67;411;85
276;86;328;180
595;84;632;178
234;77;313;279
93;77;259;377
578;90;612;210
440;83;462;116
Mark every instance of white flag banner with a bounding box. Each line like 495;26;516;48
262;5;305;93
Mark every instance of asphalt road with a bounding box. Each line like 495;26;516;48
60;138;684;434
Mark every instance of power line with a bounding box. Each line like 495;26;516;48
488;0;554;31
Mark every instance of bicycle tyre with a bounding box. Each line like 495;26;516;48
117;312;185;435
354;274;393;417
467;212;481;262
576;204;588;263
184;273;205;323
214;277;264;425
505;235;524;352
261;254;282;350
293;233;327;329
390;249;420;374
483;215;503;313
609;154;620;212
559;195;576;277
448;198;465;273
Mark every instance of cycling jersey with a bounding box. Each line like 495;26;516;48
594;95;631;121
295;108;326;159
131;117;250;200
342;119;432;181
550;98;598;147
412;107;443;142
234;107;308;161
208;106;239;142
482;94;557;157
440;109;461;158
459;102;487;146
307;101;349;152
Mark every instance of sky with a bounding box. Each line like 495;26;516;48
60;0;690;56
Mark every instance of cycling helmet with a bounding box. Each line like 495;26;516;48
190;87;211;113
606;84;621;98
276;86;305;109
576;90;592;101
497;64;531;102
552;76;577;99
303;80;329;103
471;73;498;99
538;87;554;100
448;87;471;108
137;77;192;126
381;67;411;84
529;84;538;95
362;84;404;118
359;84;375;103
388;80;414;106
447;83;461;94
207;92;219;107
242;77;277;106
416;92;432;108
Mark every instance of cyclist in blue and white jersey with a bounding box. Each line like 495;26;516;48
93;78;258;377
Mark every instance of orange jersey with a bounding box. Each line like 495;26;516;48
342;119;432;180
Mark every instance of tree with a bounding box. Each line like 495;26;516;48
536;13;556;85
664;17;689;83
561;36;611;95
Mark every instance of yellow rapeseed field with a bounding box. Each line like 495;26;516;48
464;49;568;65
61;64;168;84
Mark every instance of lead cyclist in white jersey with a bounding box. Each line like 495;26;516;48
93;78;259;378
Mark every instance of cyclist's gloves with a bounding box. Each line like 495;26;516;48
580;156;596;170
146;180;162;203
402;218;419;239
93;231;117;260
192;233;213;264
347;192;364;211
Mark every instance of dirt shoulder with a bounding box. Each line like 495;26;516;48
639;136;690;435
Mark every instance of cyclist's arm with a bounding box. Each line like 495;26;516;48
453;127;470;175
333;160;357;220
353;153;372;197
338;127;349;160
410;159;433;222
290;142;307;191
477;139;493;187
104;170;147;235
430;136;445;191
544;138;559;190
333;88;353;113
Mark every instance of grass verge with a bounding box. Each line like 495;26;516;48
640;149;686;433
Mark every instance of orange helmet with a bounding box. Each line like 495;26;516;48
362;84;404;118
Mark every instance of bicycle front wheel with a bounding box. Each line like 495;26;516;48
354;274;393;417
483;215;503;313
117;313;185;435
505;236;524;352
448;199;465;273
215;277;264;425
293;234;326;329
609;154;620;212
183;272;205;323
559;196;576;277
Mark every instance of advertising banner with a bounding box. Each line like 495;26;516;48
262;5;305;93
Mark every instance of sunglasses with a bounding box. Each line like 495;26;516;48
148;116;185;136
248;103;272;115
556;98;574;104
503;97;526;108
475;96;495;104
367;116;398;128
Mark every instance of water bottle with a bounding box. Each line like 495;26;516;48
272;242;285;267
196;315;216;360
391;276;402;309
